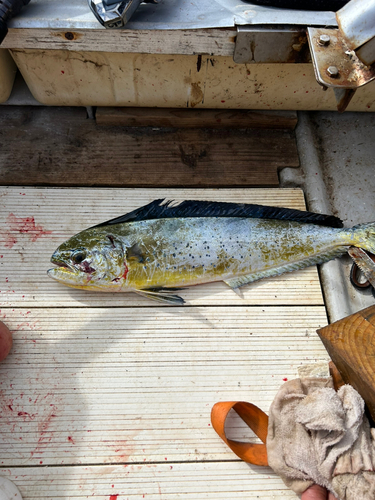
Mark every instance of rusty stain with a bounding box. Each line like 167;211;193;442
189;82;204;108
54;31;83;41
287;33;310;64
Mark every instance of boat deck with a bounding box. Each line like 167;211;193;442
2;105;374;499
0;151;329;498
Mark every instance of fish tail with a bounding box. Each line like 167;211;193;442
349;222;375;254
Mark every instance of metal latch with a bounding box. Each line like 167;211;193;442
307;0;375;112
88;0;159;28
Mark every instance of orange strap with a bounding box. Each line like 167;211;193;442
211;401;269;466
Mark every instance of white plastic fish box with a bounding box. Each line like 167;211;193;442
3;0;375;110
0;49;17;103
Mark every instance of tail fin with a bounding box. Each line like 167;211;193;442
351;222;375;254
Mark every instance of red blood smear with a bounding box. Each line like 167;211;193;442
68;436;75;444
4;213;52;249
110;496;119;500
122;263;129;280
283;378;288;381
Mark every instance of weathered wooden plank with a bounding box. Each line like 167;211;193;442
0;462;298;499
0;306;328;466
2;28;236;56
0;107;299;187
96;108;298;129
0;187;324;307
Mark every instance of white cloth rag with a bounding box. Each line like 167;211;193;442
266;378;375;500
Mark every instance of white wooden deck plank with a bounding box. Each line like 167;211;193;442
0;462;297;499
0;187;324;307
0;306;328;467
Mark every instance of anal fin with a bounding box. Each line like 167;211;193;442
224;246;348;291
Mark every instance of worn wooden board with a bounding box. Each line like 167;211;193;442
0;107;299;187
0;187;330;499
0;306;328;468
0;462;297;499
3;28;237;56
0;187;324;307
96;108;298;129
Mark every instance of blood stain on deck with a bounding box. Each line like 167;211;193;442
1;213;52;249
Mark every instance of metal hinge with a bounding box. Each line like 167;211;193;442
307;0;375;112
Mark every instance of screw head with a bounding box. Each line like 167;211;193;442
318;34;330;46
327;66;339;78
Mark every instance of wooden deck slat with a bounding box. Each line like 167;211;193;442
96;108;298;129
0;306;328;466
0;462;297;499
0;187;324;307
0;107;299;187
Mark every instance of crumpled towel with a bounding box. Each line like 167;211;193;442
266;378;375;500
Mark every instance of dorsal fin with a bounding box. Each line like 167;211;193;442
91;199;343;229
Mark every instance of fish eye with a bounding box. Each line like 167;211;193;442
71;251;87;264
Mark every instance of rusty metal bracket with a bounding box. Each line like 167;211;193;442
307;27;375;112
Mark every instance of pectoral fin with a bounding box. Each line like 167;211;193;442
135;287;185;305
127;243;145;263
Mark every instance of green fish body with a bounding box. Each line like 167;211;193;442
48;200;375;304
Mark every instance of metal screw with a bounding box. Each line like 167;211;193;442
327;66;339;78
318;34;330;46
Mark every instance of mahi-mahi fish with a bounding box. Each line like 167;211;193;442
47;199;375;304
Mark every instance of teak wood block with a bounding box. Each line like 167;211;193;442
317;305;375;422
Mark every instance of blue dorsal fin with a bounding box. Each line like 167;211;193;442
91;199;343;229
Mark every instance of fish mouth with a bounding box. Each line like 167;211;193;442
50;258;75;273
49;253;79;273
47;261;92;288
48;255;83;281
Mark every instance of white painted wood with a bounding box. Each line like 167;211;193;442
9;49;375;110
0;187;324;307
3;28;236;56
0;306;328;468
0;462;297;499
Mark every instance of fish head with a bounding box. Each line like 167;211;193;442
47;230;127;291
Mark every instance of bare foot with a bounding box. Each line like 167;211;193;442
0;321;12;361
